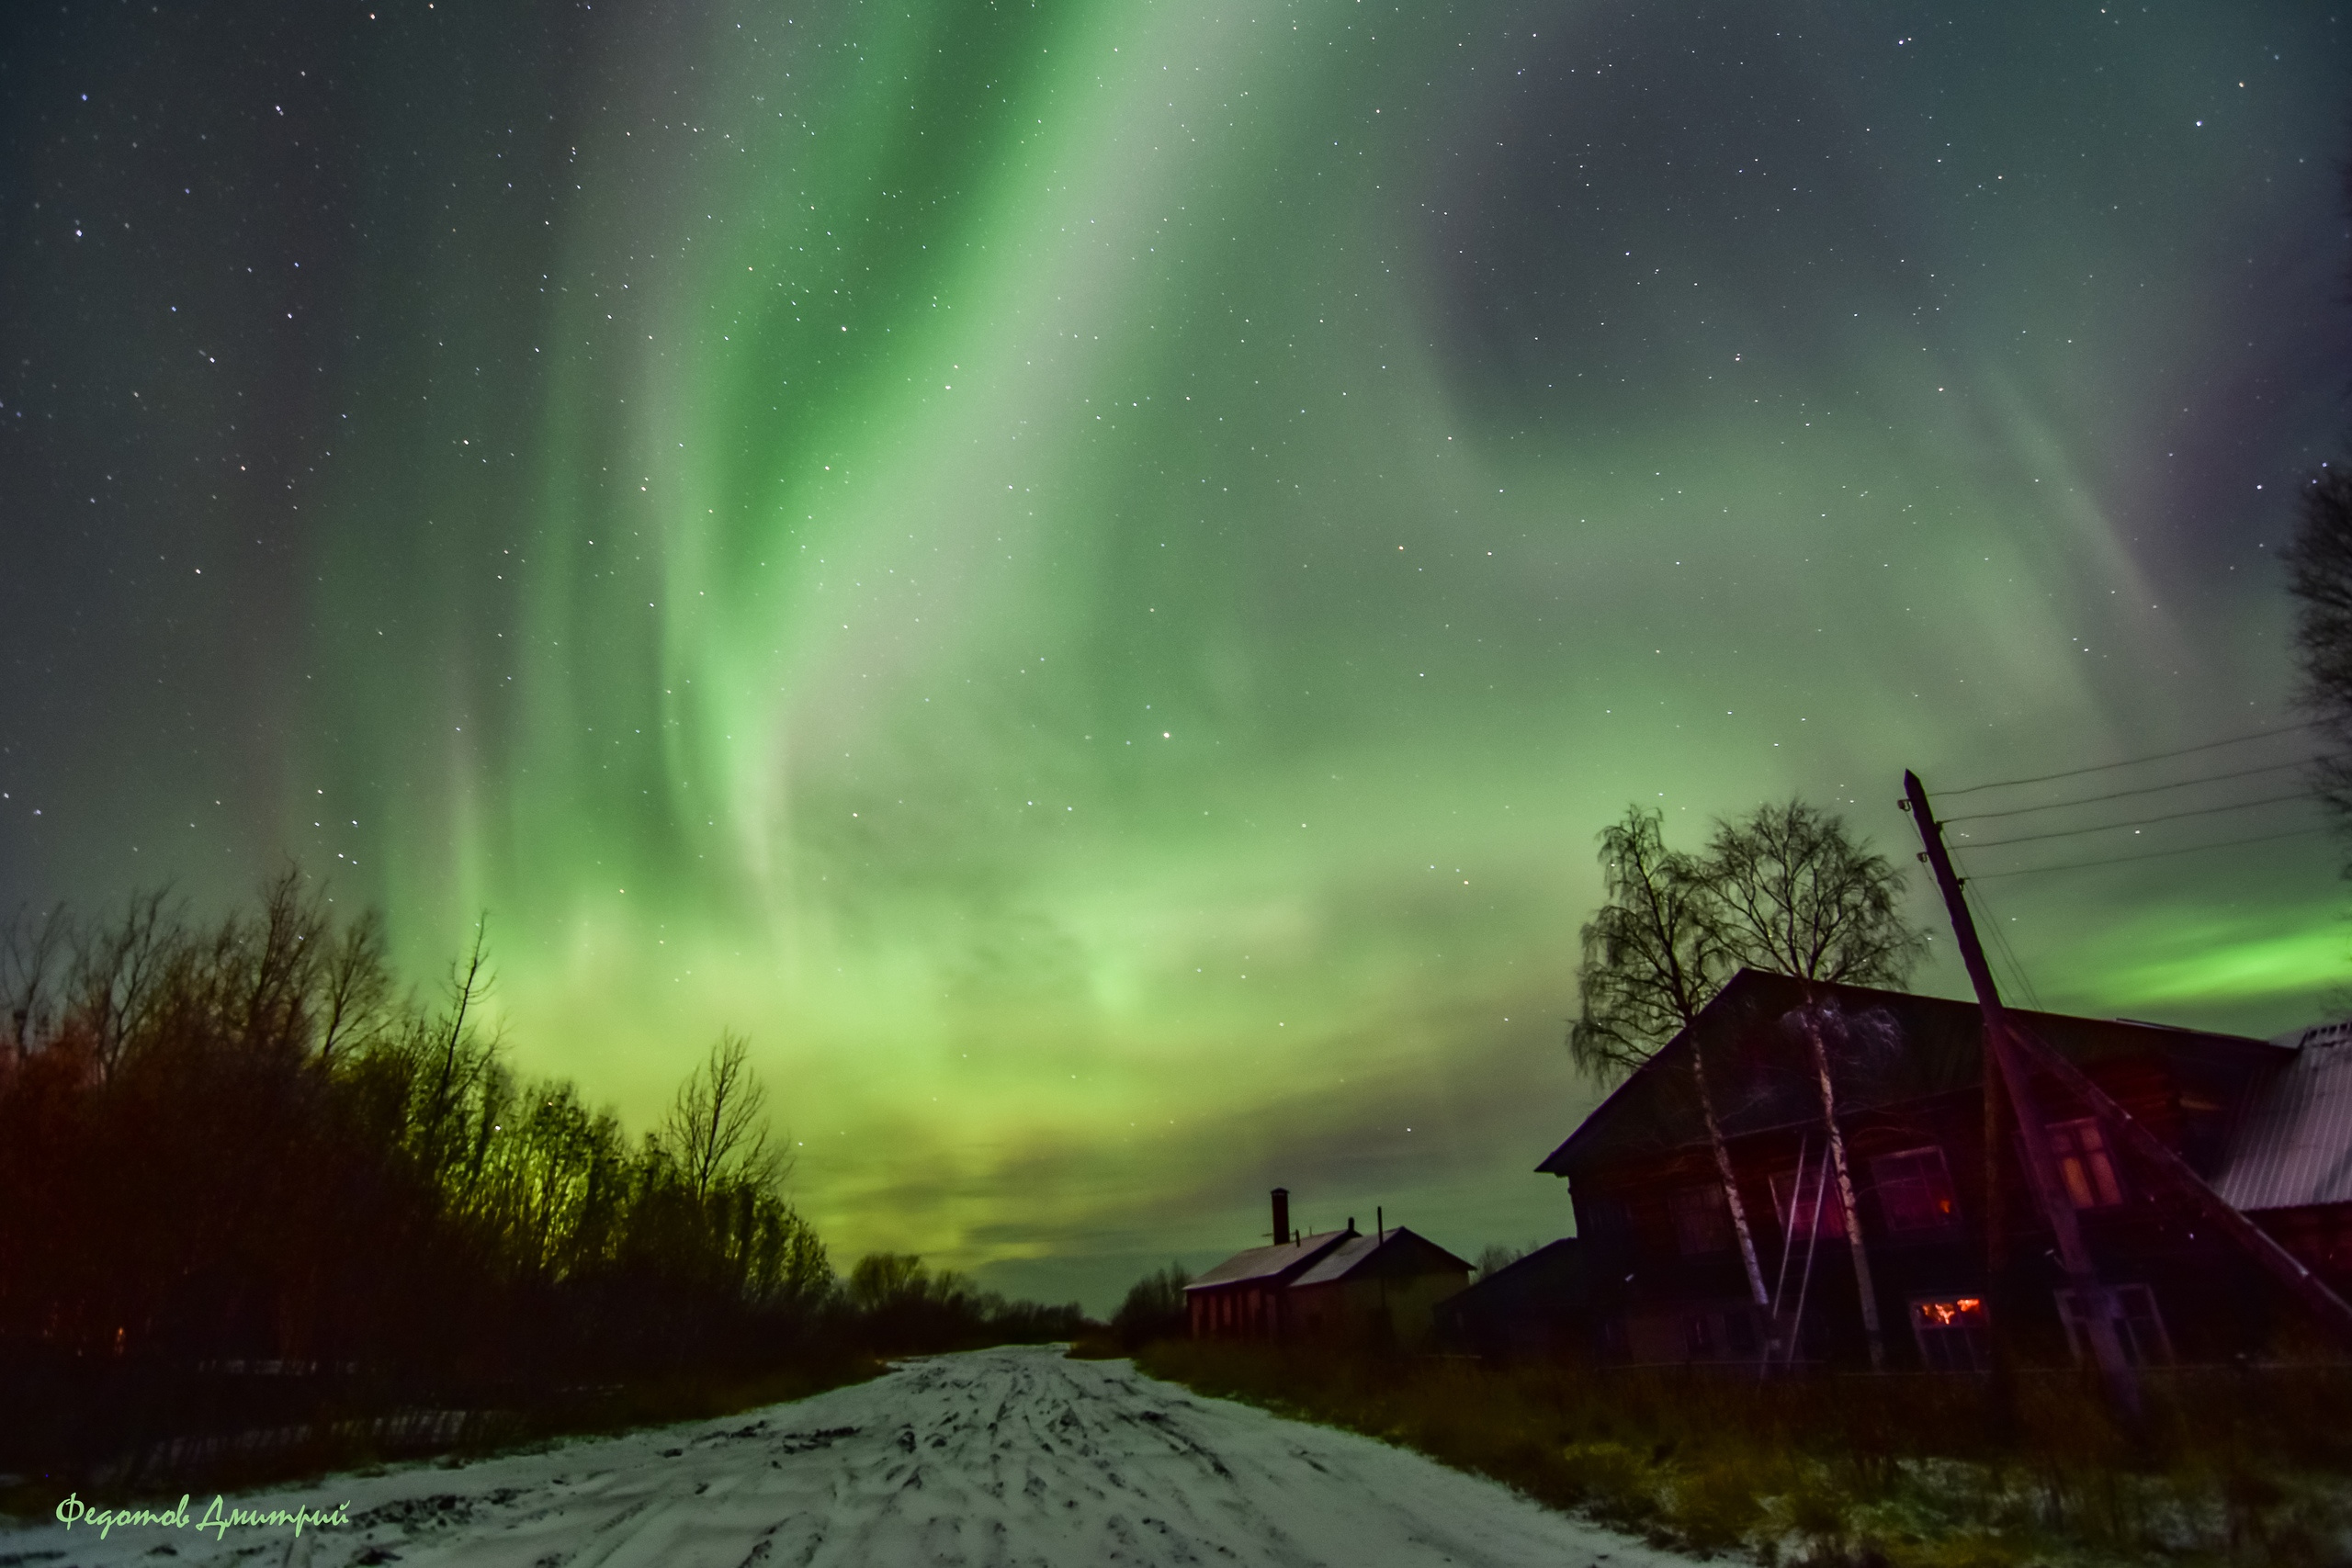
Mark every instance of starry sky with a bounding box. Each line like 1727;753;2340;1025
4;1;2348;1312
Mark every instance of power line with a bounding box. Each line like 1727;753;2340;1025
1963;882;2041;1010
1942;754;2332;825
1936;720;2318;798
1959;789;2316;852
1962;825;2333;881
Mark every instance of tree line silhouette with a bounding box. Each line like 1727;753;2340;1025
0;874;1085;1483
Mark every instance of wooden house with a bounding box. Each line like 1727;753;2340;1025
1284;1226;1472;1349
1186;1189;1471;1347
1537;970;2351;1370
1184;1230;1352;1341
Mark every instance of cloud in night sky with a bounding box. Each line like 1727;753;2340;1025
3;0;2347;1308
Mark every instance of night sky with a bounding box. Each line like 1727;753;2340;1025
4;2;2347;1311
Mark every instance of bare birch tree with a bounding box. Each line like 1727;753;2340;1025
1570;806;1772;1321
1706;799;1927;1370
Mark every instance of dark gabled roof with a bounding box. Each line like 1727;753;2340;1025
1289;1225;1471;1288
1185;1229;1352;1292
1537;969;2281;1181
1433;1238;1589;1323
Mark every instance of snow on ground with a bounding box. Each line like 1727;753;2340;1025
8;1344;1704;1567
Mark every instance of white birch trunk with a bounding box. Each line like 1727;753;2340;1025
1692;1046;1771;1318
1802;1007;1884;1370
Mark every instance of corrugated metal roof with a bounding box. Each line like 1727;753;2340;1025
2282;1019;2352;1053
1184;1229;1351;1291
1290;1232;1381;1287
2212;1023;2352;1212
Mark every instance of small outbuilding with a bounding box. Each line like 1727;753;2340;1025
1432;1238;1596;1360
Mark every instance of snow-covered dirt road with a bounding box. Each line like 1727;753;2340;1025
12;1344;1700;1567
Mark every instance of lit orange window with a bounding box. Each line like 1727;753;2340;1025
1909;1295;1988;1371
1914;1296;1984;1329
2049;1119;2123;1209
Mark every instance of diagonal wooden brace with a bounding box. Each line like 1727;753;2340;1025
2003;1021;2352;1348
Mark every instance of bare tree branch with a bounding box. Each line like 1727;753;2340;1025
1707;800;1926;987
1569;805;1724;1081
317;908;391;1066
66;887;182;1080
661;1030;783;1202
2287;466;2352;862
2;903;68;1056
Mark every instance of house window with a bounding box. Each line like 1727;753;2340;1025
2049;1119;2123;1209
1577;1194;1634;1250
1668;1183;1734;1256
1873;1147;1960;1233
1770;1163;1846;1241
1910;1295;1990;1372
2055;1283;2173;1367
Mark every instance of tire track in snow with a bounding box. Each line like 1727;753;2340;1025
7;1345;1703;1567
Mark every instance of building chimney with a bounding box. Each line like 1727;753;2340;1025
1272;1188;1290;1246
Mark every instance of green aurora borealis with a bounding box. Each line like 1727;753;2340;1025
5;2;2350;1306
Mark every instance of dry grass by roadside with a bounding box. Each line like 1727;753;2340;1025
1122;1340;2352;1566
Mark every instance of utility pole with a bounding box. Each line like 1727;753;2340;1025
1903;771;2141;1416
1980;992;2016;1434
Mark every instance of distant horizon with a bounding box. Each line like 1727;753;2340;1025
5;1;2348;1317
